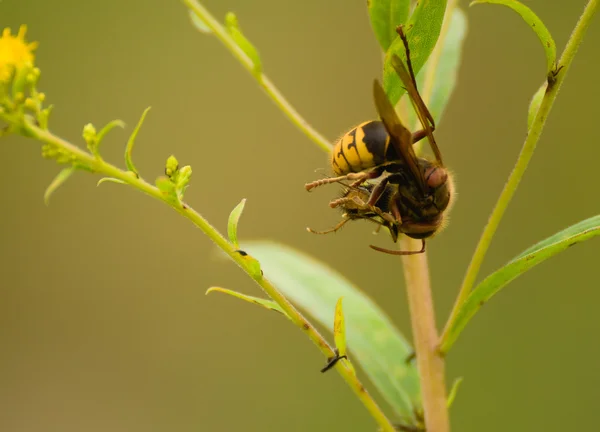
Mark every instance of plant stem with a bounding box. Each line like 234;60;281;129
184;0;332;154
21;119;396;432
400;238;450;432
440;0;598;353
396;3;460;431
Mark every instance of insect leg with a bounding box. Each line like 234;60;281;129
305;170;380;192
369;239;426;255
306;217;350;235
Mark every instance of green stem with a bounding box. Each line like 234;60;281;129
183;0;332;154
440;0;598;353
21;118;396;432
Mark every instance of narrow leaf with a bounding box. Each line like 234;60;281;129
442;215;600;353
189;10;212;34
403;8;468;127
206;287;288;317
527;81;547;130
447;377;464;408
225;12;262;76
228;198;246;248
383;0;448;106
470;0;556;74
125;107;151;176
368;0;410;51
333;297;347;357
44;167;75;205
246;241;420;418
96;119;125;147
97;177;127;187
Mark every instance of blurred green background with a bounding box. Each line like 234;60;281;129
2;1;599;431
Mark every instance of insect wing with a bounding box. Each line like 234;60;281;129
390;54;443;166
372;79;425;190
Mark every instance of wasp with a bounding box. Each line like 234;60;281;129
305;26;454;255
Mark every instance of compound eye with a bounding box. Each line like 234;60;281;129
425;166;448;189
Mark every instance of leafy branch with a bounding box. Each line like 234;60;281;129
3;1;600;431
0;24;399;430
440;0;599;352
184;0;332;153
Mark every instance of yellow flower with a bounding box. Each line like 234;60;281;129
0;25;38;82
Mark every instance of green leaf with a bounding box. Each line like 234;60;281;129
44;167;75;205
125;107;151;177
206;286;288;317
225;12;262;77
228;198;246;248
246;241;420;418
527;81;547;130
470;0;556;75
446;376;463;408
155;176;179;204
189;9;212;34
368;0;410;51
96;119;125;148
174;165;192;201
402;8;467;127
383;0;448;106
333;297;347;357
97;177;127;187
442;215;600;353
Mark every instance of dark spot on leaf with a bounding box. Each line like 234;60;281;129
547;41;551;47
405;351;416;364
532;22;536;27
235;249;248;256
358;384;366;393
568;242;578;248
479;300;486;307
270;308;283;315
302;322;310;331
182;203;188;210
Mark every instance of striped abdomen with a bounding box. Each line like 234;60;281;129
330;120;395;176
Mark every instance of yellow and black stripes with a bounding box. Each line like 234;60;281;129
331;121;393;176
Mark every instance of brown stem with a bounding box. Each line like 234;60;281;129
400;237;449;432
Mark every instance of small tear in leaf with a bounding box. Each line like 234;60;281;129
125;107;151;177
333;297;347;357
44;167;75;205
447;377;464;408
228;198;246;248
206;287;289;317
224;12;262;77
97;177;127;187
189;10;212;34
